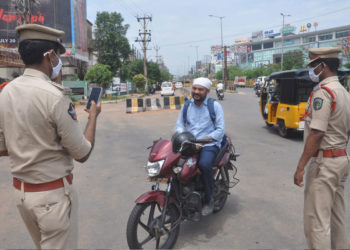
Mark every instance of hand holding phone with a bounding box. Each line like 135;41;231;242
86;87;102;110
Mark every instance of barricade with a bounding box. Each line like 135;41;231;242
145;98;161;111
126;98;145;113
163;96;177;110
175;96;184;109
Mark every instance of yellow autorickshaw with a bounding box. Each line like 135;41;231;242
260;68;350;138
260;69;314;137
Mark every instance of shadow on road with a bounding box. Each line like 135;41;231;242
261;125;303;141
175;194;242;248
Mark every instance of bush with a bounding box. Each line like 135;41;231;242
132;74;146;91
84;64;114;91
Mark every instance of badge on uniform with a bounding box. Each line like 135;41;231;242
68;103;77;120
313;97;323;111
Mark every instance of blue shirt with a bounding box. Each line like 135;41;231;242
176;97;225;148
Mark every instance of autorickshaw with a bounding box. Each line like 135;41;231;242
260;68;350;138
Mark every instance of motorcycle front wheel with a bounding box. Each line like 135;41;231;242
126;202;180;249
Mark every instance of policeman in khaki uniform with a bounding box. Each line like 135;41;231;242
294;47;350;249
0;24;101;249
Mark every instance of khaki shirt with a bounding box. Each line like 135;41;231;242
304;76;350;149
0;69;91;183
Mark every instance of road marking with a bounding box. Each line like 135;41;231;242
237;91;247;95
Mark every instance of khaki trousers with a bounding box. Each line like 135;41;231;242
304;154;350;250
14;178;78;249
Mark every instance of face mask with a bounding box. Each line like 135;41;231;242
308;63;324;83
44;51;62;80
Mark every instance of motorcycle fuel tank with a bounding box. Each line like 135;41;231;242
179;155;199;182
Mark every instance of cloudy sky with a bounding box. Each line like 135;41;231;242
86;0;350;76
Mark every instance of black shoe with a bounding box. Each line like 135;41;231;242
201;198;214;216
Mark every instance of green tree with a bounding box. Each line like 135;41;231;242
147;62;161;84
344;62;350;69
84;64;113;91
160;69;172;82
94;12;131;75
283;50;305;70
215;70;223;80
132;74;146;91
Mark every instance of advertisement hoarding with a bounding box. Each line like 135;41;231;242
0;0;87;61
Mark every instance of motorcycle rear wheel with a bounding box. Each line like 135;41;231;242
213;167;229;213
126;202;180;249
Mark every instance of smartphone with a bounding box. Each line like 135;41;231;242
86;87;102;110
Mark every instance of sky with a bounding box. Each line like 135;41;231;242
86;0;350;76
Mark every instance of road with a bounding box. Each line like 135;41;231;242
0;88;349;249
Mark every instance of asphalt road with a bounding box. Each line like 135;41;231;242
0;88;349;249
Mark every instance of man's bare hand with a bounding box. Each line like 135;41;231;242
294;167;305;187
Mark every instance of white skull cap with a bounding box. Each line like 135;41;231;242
193;77;212;89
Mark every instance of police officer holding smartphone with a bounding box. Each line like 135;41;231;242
0;24;101;249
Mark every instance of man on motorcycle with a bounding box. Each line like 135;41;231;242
176;77;225;216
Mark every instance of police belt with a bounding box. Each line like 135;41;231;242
13;174;73;192
313;149;347;158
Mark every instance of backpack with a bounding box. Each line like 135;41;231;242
182;97;227;146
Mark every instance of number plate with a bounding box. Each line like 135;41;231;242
147;177;168;184
298;121;305;130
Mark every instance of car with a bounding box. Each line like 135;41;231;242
175;81;183;88
160;81;175;96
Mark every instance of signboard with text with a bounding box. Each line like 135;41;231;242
0;0;87;61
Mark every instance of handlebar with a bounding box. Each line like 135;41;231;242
194;139;217;144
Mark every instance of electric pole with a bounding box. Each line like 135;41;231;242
135;15;152;90
224;46;228;86
154;45;160;64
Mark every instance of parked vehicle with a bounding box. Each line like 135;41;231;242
160;82;175;96
175;81;183;88
126;132;239;249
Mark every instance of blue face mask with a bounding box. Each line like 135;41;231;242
308;63;324;83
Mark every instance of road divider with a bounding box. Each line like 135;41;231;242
126;98;145;113
145;98;161;111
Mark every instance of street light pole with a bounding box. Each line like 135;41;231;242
190;45;199;74
209;15;225;87
280;12;290;71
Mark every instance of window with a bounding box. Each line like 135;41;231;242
252;44;262;51
263;42;273;49
303;36;316;43
336;30;350;38
319;33;333;41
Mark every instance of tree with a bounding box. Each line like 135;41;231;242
344;62;350;69
147;62;161;84
160;69;172;82
84;64;113;91
94;12;131;75
283;50;305;70
132;74;146;91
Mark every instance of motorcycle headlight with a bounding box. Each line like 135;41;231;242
145;160;165;177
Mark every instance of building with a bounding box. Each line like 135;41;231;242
0;0;89;80
211;24;350;70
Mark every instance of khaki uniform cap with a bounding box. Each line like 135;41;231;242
308;47;341;66
16;24;66;54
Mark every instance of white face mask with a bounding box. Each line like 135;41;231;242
44;51;62;80
308;63;324;83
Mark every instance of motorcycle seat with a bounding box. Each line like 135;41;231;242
212;140;229;167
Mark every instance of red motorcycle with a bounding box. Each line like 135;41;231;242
126;132;239;249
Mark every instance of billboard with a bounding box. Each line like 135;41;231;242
0;0;87;61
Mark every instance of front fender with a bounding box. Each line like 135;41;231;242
135;190;179;208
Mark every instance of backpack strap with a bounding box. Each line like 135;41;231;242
182;99;191;125
207;98;216;124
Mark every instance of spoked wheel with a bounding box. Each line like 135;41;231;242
213;167;229;213
126;202;180;249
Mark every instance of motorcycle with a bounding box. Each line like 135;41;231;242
126;132;240;249
216;88;224;100
255;85;261;97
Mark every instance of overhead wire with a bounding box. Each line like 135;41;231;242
159;5;350;48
